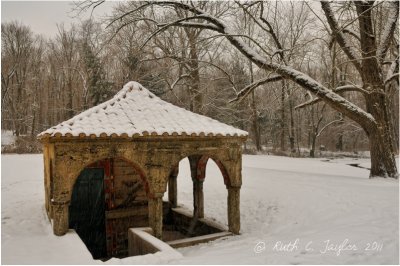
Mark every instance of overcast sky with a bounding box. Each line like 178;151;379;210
1;1;116;38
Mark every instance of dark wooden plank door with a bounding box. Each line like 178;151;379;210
69;168;107;259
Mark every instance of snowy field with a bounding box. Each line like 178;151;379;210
1;130;16;146
1;154;398;264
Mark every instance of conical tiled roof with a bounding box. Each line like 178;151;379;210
38;81;248;139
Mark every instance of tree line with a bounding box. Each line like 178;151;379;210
1;1;399;177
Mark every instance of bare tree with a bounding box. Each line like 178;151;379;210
104;1;398;178
2;22;37;136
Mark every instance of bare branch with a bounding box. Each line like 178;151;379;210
385;58;399;86
195;33;272;57
140;55;239;91
140;15;223;50
317;116;344;137
91;0;105;17
321;2;362;74
342;28;360;42
295;97;321;110
170;74;191;90
385;73;400;86
106;2;154;29
259;3;286;63
114;1;377;129
234;0;283;60
229;75;283;103
377;1;399;63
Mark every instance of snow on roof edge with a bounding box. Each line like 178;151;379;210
38;81;248;140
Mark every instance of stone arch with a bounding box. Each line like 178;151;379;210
195;155;231;187
117;157;151;198
68;156;152;203
165;153;234;224
167;153;233;187
67;156;153;258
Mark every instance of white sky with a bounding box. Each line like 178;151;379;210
1;1;116;38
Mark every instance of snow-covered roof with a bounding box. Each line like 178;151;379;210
38;81;248;139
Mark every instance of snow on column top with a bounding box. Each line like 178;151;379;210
38;81;248;139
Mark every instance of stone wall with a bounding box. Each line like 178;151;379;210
41;135;244;239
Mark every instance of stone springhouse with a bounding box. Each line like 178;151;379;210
38;81;247;258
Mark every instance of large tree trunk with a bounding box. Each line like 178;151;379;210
114;1;399;178
368;125;398;177
356;2;398;178
364;90;397;177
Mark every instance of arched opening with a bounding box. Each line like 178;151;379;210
163;155;230;242
203;159;229;227
69;158;149;260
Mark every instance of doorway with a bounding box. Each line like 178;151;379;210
69;168;107;259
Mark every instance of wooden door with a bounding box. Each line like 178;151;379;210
69;168;107;259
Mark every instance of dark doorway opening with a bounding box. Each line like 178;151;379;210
69;168;107;260
69;158;150;260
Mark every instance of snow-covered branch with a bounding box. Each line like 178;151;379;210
321;2;362;74
295;85;365;110
385;73;400;86
384;58;399;86
169;22;221;32
106;2;154;29
295;98;320;110
259;3;286;63
235;0;286;62
377;1;399;63
124;1;376;129
229;75;283;103
162;74;190;92
140;15;223;49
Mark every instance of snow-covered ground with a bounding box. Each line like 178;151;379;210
1;154;398;264
1;130;16;146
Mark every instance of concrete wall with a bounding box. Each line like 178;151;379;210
128;227;179;257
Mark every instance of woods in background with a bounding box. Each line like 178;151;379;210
1;1;398;165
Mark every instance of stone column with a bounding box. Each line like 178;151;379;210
227;187;240;234
168;166;179;208
51;161;70;236
189;155;205;219
52;201;69;236
148;194;163;239
193;179;204;218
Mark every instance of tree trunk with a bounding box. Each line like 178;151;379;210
280;80;286;151
310;131;316;158
352;133;359;152
336;134;343;152
187;31;202;114
248;60;261;152
356;2;398;178
288;90;296;154
368;126;398;177
30;109;36;139
250;91;261;151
